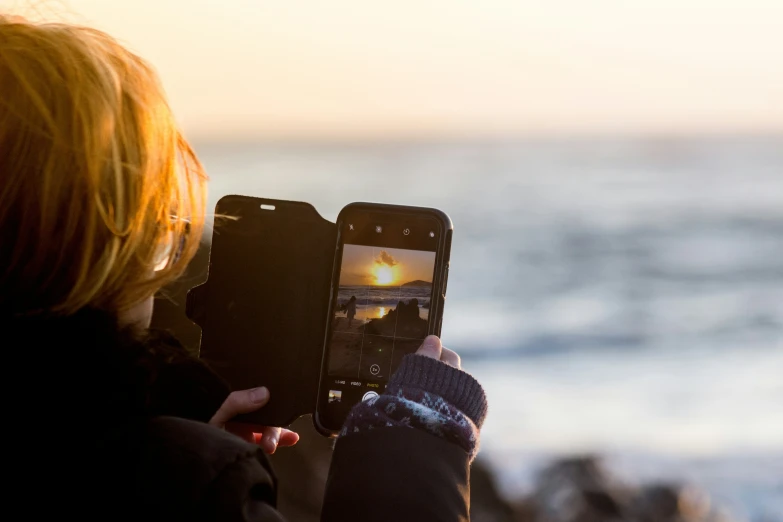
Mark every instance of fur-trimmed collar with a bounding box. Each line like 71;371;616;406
2;308;228;423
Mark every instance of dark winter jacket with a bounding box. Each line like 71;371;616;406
2;309;485;521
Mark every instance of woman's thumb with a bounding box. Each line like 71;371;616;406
416;335;442;360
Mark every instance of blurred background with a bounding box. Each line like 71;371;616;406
6;1;781;520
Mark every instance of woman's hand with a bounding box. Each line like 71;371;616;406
415;335;461;369
209;387;300;454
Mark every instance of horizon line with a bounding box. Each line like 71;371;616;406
189;128;783;146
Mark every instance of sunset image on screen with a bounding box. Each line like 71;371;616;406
339;245;435;289
328;244;436;380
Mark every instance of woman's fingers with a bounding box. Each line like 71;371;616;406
277;429;300;448
416;335;443;360
209;387;269;428
210;387;299;453
416;336;461;369
250;427;299;453
440;347;461;369
258;426;282;454
256;426;300;454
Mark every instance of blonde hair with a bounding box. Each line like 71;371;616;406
0;16;207;316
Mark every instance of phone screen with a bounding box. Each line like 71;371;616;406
316;209;448;432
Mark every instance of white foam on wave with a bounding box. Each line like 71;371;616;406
468;348;783;456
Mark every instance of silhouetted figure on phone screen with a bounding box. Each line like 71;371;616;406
346;296;357;327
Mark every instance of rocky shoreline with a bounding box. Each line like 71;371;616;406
268;416;730;522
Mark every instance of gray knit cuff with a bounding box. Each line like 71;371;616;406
389;354;488;428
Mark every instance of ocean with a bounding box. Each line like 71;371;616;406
197;136;783;521
338;284;432;322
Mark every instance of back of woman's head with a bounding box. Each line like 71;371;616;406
0;16;206;316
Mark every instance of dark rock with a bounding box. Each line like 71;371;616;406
631;483;712;522
513;456;723;522
401;280;432;288
469;458;517;522
522;456;632;522
366;299;428;338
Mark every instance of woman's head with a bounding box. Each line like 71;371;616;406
0;16;206;319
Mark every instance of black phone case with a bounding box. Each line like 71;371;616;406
186;195;452;430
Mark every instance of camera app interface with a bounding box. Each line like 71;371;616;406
320;219;439;429
330;244;435;378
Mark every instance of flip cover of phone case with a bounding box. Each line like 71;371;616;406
187;195;337;426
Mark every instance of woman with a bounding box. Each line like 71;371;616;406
0;15;487;521
345;295;357;327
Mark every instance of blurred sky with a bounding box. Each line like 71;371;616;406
5;0;783;139
339;245;436;287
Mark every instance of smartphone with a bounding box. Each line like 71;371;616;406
314;203;452;435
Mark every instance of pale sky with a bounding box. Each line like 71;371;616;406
5;0;783;138
340;246;435;287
